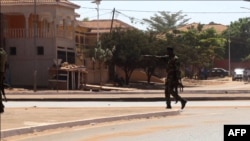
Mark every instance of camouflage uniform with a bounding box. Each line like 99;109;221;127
165;49;187;109
0;48;7;113
143;47;187;109
0;72;4;113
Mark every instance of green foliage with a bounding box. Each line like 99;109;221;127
222;18;250;62
91;41;113;63
143;11;190;33
140;32;168;83
87;12;250;84
101;28;149;84
242;54;250;61
82;17;89;21
90;41;114;85
165;24;227;77
93;42;113;62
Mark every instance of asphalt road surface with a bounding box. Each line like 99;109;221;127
3;101;250;141
3;100;250;108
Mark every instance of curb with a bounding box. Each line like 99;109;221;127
1;110;180;138
5;90;250;94
5;96;250;101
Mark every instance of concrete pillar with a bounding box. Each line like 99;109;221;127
24;13;30;38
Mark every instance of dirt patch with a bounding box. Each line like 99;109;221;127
4;77;233;91
123;77;232;90
182;77;231;87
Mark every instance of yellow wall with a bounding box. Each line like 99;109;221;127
116;67;164;83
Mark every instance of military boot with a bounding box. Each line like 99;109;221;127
166;102;172;109
0;103;4;114
181;99;187;109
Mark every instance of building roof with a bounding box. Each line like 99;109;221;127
177;22;228;34
78;19;137;33
0;0;80;8
156;22;228;40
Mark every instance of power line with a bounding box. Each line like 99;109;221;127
77;6;250;22
88;11;113;19
78;7;250;14
80;6;112;11
115;10;146;25
77;8;250;29
76;5;250;29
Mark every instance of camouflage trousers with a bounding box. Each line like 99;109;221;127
0;73;5;113
164;77;184;107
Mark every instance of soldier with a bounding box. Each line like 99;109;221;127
0;48;7;114
143;47;187;109
165;47;187;109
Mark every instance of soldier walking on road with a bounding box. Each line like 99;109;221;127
165;47;187;109
0;48;7;114
143;47;187;109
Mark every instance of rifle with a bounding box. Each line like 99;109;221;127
142;54;169;59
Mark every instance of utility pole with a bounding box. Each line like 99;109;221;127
109;8;116;81
110;8;115;33
92;0;102;86
92;0;101;43
33;0;37;92
228;26;231;76
0;13;4;49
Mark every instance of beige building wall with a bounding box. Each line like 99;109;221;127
2;1;142;87
1;0;79;87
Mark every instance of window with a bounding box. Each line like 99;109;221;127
46;22;50;32
83;59;86;66
80;36;84;44
75;35;79;43
67;52;75;64
9;47;16;55
57;50;66;63
37;46;44;55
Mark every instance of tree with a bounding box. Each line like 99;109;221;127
92;41;114;86
141;10;190;81
143;11;190;33
243;54;250;61
223;18;250;62
82;17;89;21
140;32;167;84
165;23;226;78
101;29;149;85
140;32;155;84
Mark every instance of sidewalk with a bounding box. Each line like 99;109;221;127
1;86;180;139
4;81;250;101
1;107;180;138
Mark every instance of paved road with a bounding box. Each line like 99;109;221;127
3;100;250;108
3;105;250;141
1;100;250;139
1;79;249;139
